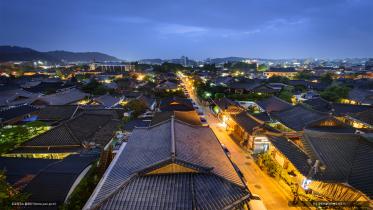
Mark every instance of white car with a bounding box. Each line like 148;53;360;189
221;143;231;157
249;194;267;210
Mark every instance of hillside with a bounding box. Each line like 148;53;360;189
46;50;120;62
0;46;59;63
0;46;120;63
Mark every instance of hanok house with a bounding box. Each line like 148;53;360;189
159;97;195;112
34;105;80;125
0;88;40;108
0;104;38;125
212;97;242;120
151;110;202;126
23;153;98;209
226;79;275;95
226;111;266;153
155;80;181;92
343;108;373;132
270;104;328;138
255;96;293;114
91;94;125;108
137;95;157;111
4;112;121;159
31;88;89;107
84;118;251;210
266;131;373;205
0;153;98;210
344;88;373;105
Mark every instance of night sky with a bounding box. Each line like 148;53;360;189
0;0;372;60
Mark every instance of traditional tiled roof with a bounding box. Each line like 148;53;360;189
231;112;262;134
256;96;292;113
348;108;373;127
75;108;125;120
151;111;202;126
85;119;249;209
36;105;78;123
93;94;123;108
98;174;248;210
251;84;279;93
227;80;262;91
213;97;238;111
213;76;234;86
348;88;373;105
23;153;98;206
0;88;40;107
12;113;120;153
0;157;58;185
0;104;38;123
122;91;143;99
288;80;329;91
271;105;328;131
331;103;372;116
123;118;151;131
159;97;194;112
267;67;296;72
267;135;311;175
303;97;331;113
156;80;179;90
251;112;271;122
304;117;356;133
33;88;89;106
23;81;73;94
137;95;156;108
301;130;373;198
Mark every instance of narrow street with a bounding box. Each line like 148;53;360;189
182;77;302;210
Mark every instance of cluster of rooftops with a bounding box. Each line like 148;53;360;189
0;96;253;210
85;118;250;209
213;95;373;201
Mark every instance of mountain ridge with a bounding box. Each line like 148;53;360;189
0;46;121;63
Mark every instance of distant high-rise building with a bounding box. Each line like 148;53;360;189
181;56;188;67
365;58;373;71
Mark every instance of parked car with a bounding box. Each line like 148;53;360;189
138;111;154;118
234;164;244;178
200;117;208;126
221;143;231;157
197;109;204;116
249;194;267;210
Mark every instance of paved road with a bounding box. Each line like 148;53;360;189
181;78;302;210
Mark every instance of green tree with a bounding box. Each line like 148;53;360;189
320;72;334;84
0;171;29;210
295;71;312;80
0;121;49;154
268;76;290;84
125;99;148;117
214;93;225;99
321;85;350;102
153;62;184;73
278;90;293;103
231;62;256;72
82;79;109;95
202;64;217;71
257;64;268;72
